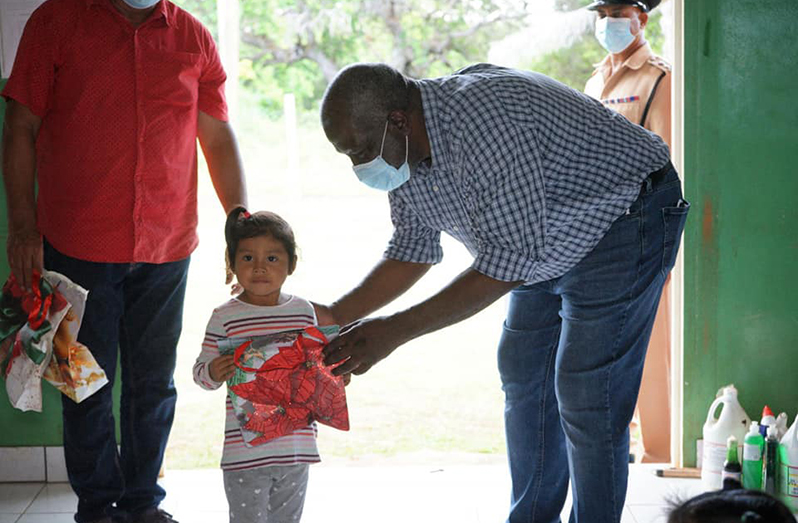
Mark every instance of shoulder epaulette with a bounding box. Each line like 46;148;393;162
647;56;672;74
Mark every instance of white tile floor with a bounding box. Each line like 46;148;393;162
0;463;706;523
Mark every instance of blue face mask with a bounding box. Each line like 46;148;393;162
352;121;410;192
595;17;635;54
121;0;161;9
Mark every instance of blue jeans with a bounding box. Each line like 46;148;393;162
44;242;190;523
498;164;689;523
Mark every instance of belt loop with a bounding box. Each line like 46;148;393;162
645;177;653;193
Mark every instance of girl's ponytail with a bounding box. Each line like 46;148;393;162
225;206;248;283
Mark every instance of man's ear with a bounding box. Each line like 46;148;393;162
387;110;411;135
638;11;649;30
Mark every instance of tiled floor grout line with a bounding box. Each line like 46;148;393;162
17;483;45;522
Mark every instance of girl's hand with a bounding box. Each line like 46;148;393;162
209;355;236;382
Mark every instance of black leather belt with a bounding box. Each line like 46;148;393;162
640;160;674;194
649;161;672;186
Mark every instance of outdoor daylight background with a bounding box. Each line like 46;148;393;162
164;0;669;470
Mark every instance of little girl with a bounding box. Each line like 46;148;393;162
193;207;325;523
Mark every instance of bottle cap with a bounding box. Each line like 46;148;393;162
727;435;738;446
767;425;777;438
762;405;774;418
748;421;760;435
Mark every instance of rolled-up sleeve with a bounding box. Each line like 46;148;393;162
383;190;444;264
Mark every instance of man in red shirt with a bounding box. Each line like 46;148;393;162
2;0;247;522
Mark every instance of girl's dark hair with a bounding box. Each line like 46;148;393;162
668;487;795;523
224;207;297;283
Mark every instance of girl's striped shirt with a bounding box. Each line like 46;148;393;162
193;295;321;471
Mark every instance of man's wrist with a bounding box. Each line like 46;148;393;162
389;309;424;345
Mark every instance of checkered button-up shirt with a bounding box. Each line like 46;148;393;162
384;63;671;283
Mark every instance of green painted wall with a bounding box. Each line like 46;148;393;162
0;79;120;446
682;1;798;466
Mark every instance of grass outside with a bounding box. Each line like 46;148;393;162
164;102;509;469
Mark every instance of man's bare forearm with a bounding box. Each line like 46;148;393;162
198;112;247;212
331;258;432;326
391;268;521;342
2;101;40;231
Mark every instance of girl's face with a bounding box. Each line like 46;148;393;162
233;235;295;306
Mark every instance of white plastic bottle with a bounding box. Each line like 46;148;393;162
701;385;751;490
776;412;789;439
779;413;798;512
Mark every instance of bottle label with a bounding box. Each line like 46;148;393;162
722;470;742;482
782;464;798;497
744;443;762;461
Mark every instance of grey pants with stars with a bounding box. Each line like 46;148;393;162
223;464;309;522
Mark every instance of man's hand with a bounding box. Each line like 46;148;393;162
209;354;236;382
322;316;408;376
57;359;76;389
7;229;43;291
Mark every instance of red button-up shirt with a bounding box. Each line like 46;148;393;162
2;0;228;263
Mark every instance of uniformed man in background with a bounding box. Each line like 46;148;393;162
585;0;673;464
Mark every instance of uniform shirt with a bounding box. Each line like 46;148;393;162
584;43;672;148
384;63;671;284
193;295;321;472
1;0;228;264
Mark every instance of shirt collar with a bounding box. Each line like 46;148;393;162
87;0;172;27
416;79;447;173
593;42;654;71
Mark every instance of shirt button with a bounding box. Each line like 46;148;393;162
453;226;459;231
432;185;439;192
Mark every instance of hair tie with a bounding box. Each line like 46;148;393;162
241;211;251;219
740;511;762;522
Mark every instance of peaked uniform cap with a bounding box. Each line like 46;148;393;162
586;0;661;12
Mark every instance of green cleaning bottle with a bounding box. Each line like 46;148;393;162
722;435;743;489
743;421;765;490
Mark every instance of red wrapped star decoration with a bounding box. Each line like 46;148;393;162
222;325;349;445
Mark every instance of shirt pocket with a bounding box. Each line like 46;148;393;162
140;49;202;110
603;96;643;126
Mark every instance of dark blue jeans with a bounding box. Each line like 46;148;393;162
498;164;689;523
44;242;190;523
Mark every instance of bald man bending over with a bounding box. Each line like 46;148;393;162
317;62;688;523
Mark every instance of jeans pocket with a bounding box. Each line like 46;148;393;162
661;198;690;273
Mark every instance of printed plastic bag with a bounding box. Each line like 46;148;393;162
0;270;107;411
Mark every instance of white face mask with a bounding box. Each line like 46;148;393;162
352;121;410;192
121;0;161;9
595;17;636;54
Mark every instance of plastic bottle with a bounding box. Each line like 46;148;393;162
722;435;742;489
701;385;751;490
779;413;798;512
764;425;779;495
742;421;764;490
776;411;789;439
761;405;777;437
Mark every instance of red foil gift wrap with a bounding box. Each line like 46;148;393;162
218;325;349;446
